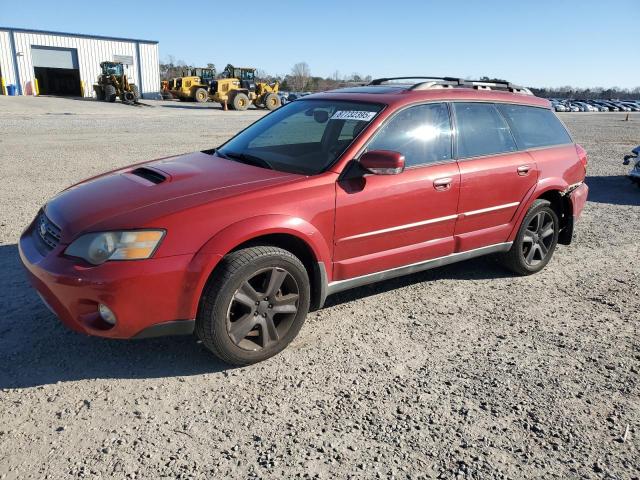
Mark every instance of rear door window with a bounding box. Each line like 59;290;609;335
453;102;517;158
497;104;573;149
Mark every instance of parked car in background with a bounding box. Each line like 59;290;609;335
620;102;640;112
552;102;567;112
278;92;290;105
19;76;589;365
598;101;619;111
623;146;640;186
611;101;631;112
587;101;609;112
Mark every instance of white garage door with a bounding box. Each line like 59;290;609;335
31;46;79;69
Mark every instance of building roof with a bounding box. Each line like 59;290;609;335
0;26;158;44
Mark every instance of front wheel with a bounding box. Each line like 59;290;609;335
498;199;559;275
104;84;116;102
194;87;208;103
196;246;310;365
263;92;281;111
130;84;140;101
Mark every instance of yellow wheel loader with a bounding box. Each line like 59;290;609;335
169;67;215;103
209;64;281;111
93;62;140;103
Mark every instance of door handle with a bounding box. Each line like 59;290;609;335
433;177;452;191
517;165;531;176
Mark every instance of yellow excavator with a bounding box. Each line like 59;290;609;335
209;64;280;111
170;67;216;103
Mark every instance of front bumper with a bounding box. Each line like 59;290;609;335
19;225;199;339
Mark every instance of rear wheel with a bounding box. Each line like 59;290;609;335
498;199;559;275
196;246;310;365
194;87;208;103
104;84;116;102
264;92;281;111
231;92;250;111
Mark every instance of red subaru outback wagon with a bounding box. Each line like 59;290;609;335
20;77;589;365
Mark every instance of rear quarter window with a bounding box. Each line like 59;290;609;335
497;104;573;149
453;102;517;158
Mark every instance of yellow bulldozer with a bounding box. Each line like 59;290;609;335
169;67;216;103
209;64;280;111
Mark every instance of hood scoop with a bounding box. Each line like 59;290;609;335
129;167;167;185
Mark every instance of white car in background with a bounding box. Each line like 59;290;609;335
575;102;598;112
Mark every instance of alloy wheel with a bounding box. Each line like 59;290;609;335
522;211;555;266
226;267;299;351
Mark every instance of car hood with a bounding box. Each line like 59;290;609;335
44;151;299;242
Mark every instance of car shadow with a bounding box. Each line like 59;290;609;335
585;175;640;206
0;244;228;389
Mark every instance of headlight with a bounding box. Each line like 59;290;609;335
65;230;165;265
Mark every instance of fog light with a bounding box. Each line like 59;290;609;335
98;304;117;326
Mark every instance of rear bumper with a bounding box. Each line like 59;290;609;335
19;226;200;339
570;182;589;219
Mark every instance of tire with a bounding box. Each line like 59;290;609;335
122;91;136;103
104;84;116;102
231;92;250;111
196;246;310;366
263;92;281;111
498;199;559;275
131;84;140;101
194;87;208;103
94;86;105;101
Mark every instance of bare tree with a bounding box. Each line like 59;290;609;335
255;69;269;82
290;62;311;91
159;55;192;80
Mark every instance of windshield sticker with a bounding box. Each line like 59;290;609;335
330;110;377;122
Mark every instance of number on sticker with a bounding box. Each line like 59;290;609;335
330;111;377;122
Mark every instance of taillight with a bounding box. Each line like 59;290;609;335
575;144;588;173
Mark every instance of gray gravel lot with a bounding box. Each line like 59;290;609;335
0;96;638;479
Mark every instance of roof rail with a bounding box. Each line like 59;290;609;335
368;76;533;95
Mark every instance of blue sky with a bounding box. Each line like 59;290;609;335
2;0;639;88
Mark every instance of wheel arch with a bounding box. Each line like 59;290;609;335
189;215;332;317
510;179;575;245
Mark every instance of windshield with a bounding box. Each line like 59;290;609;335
103;63;123;76
217;100;383;175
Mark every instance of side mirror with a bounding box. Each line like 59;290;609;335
359;150;405;175
313;110;329;123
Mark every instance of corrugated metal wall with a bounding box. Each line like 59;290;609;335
0;29;160;98
139;42;160;96
0;30;16;88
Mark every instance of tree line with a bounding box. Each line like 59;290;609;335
160;57;639;97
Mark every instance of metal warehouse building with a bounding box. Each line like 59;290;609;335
0;27;160;98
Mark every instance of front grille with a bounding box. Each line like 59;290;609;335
37;213;62;251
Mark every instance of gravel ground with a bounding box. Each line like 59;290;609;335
0;96;638;480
